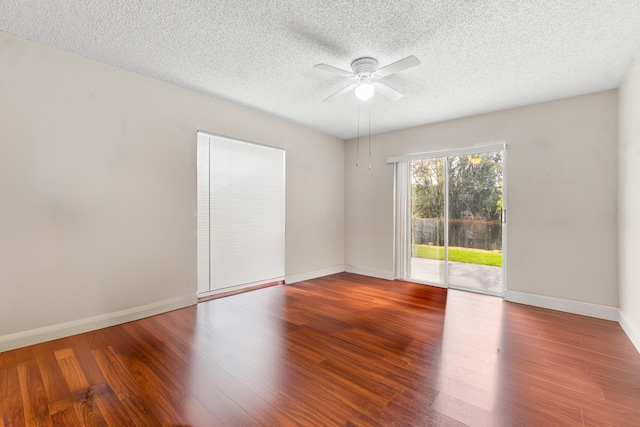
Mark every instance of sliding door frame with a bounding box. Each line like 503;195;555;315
389;143;507;295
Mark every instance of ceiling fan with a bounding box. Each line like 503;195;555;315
314;55;420;102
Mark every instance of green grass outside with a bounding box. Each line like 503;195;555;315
413;245;502;267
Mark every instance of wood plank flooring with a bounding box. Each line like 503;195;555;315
1;272;639;426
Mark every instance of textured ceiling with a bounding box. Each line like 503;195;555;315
2;0;640;139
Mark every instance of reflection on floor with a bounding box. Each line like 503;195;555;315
410;257;503;293
1;273;639;425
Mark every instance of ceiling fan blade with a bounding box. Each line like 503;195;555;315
372;82;404;101
314;63;354;77
374;55;421;77
323;82;357;102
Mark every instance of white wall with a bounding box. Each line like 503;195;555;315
619;52;640;351
0;31;344;350
345;91;619;307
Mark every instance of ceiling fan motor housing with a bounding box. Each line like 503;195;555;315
351;57;378;77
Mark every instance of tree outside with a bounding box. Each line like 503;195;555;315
411;153;503;267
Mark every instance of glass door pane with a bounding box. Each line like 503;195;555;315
447;152;503;294
409;158;446;285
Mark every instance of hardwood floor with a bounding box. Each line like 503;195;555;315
1;272;639;426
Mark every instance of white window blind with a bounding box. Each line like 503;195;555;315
197;134;211;293
197;132;285;294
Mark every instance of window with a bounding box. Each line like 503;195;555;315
197;132;285;295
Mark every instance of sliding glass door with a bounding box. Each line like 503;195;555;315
447;152;503;293
404;147;505;295
410;158;446;285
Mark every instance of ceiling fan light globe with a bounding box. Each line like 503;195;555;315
355;81;375;101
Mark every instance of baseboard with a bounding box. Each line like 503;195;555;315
345;265;395;281
619;310;640;354
504;290;619;321
0;294;197;353
285;265;345;284
198;280;282;302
